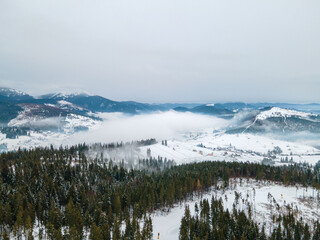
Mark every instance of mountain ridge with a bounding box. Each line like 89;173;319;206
1;87;320;136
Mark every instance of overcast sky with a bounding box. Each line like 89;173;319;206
0;0;319;103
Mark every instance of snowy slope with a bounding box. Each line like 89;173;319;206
0;119;100;152
7;103;69;129
256;107;317;121
0;87;33;101
40;91;90;100
152;178;320;240
229;107;320;134
1;113;100;152
8;104;55;127
0;87;30;98
139;130;320;165
63;114;99;133
54;100;86;111
7;103;98;129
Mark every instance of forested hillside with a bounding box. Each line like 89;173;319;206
180;195;320;240
1;144;320;239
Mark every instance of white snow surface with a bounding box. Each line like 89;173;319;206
57;100;85;111
139;130;320;166
152;178;320;240
2;115;100;152
0;87;28;97
47;91;90;99
3;110;320;166
63;114;98;133
8;104;45;127
2;123;320;166
8;179;320;240
7;103;97;130
256;107;317;121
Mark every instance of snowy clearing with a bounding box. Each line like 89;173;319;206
152;178;320;240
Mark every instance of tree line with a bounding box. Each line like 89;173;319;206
0;144;320;239
180;195;320;240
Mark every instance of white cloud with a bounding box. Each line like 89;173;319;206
70;111;228;144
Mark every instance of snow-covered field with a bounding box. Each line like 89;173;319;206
2;126;320;166
152;178;320;240
139;130;320;166
2;109;320;166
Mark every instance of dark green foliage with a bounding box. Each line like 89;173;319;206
1;144;320;238
180;196;320;240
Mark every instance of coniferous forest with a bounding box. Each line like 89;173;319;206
179;194;320;240
1;143;320;239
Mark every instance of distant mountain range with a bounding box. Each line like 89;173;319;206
227;107;320;134
0;87;34;102
1;87;320;136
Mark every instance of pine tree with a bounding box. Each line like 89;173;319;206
179;217;190;240
2;231;9;240
304;223;311;240
25;215;33;239
14;206;24;238
101;223;111;240
90;222;103;240
113;194;121;217
69;225;80;240
113;218;121;240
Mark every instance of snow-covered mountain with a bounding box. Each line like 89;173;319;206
8;103;69;128
0;88;161;140
3;102;99;137
255;107;317;121
173;104;235;118
39;92;160;114
0;89;101;138
1;87;320;143
0;87;34;102
228;107;320;134
0;88;159;129
39;91;90;100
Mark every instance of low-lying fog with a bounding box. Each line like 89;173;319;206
267;132;320;150
69;111;320;149
3;110;320;154
70;111;229;144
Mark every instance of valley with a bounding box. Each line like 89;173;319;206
1;88;320;239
